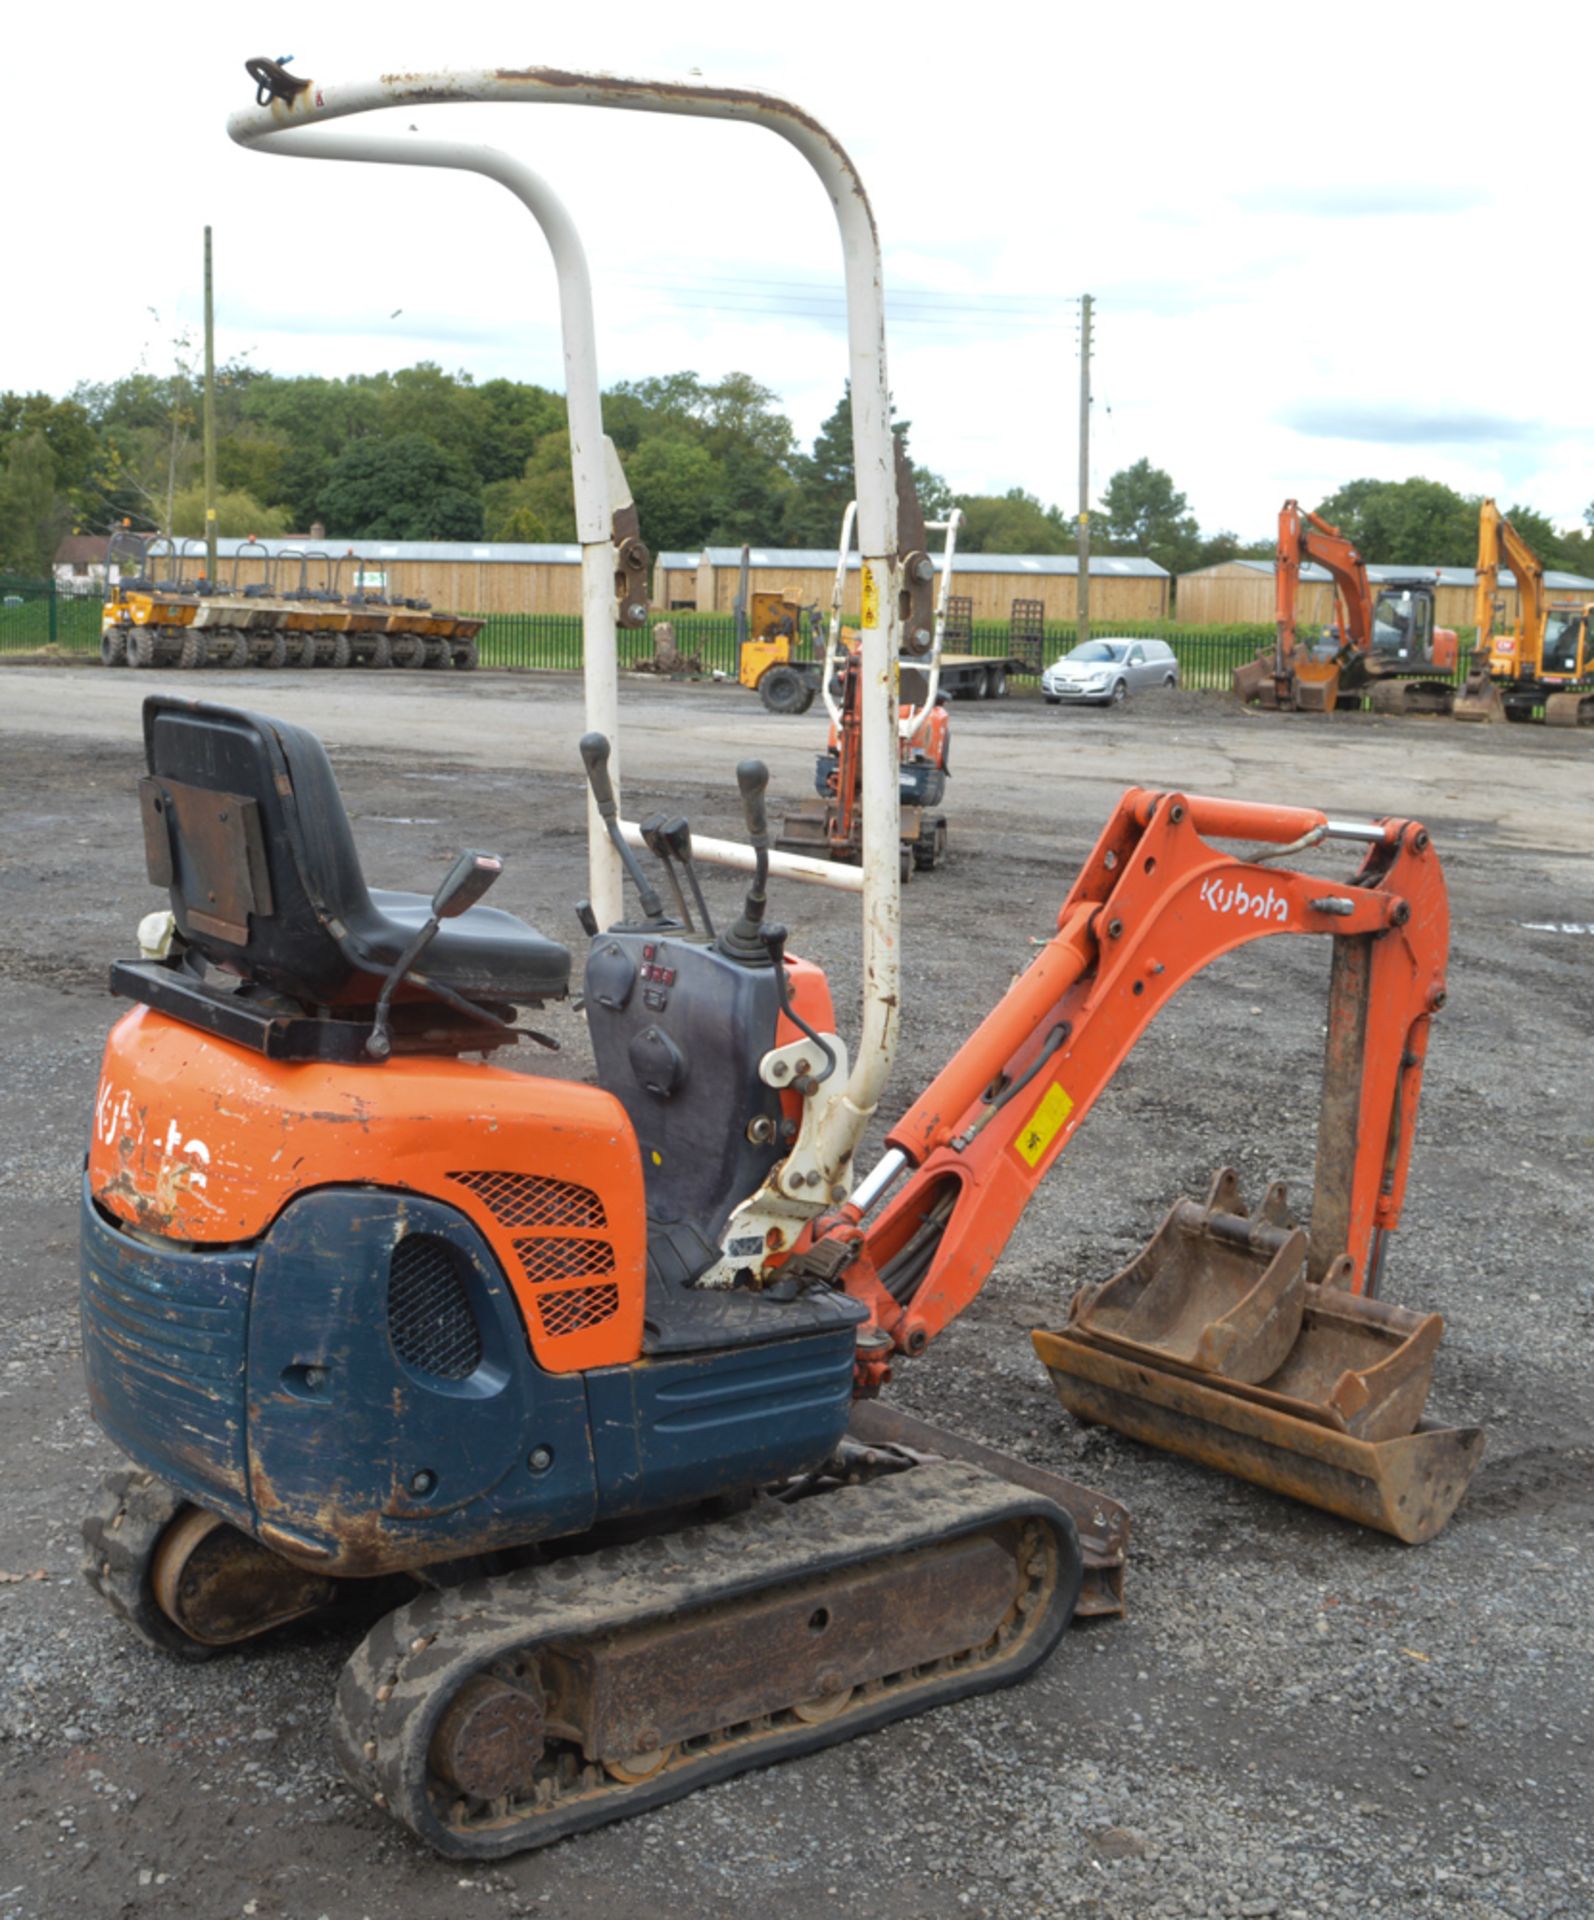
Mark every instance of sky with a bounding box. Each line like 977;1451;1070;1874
7;0;1592;540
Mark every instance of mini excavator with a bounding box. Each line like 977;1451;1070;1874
778;492;954;876
78;57;1482;1866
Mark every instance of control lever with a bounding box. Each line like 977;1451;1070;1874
662;816;716;940
366;851;505;1061
578;732;672;929
760;924;836;1089
640;812;695;933
717;759;773;964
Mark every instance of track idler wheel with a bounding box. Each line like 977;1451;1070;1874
150;1506;338;1646
82;1468;336;1656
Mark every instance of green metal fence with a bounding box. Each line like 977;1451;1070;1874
475;614;1288;692
0;584;1483;697
0;576;104;655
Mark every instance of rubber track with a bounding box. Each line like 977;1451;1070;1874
80;1467;217;1661
333;1458;1082;1860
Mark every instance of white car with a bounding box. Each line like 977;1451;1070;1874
1041;637;1180;707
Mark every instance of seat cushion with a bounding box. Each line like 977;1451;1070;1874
366;891;570;1002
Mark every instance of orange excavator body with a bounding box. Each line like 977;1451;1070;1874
1235;501;1458;714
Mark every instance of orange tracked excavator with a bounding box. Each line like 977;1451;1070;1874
1234;501;1460;715
76;55;1483;1869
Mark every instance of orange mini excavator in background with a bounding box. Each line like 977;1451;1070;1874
778;485;954;876
1234;500;1460;715
77;55;1483;1867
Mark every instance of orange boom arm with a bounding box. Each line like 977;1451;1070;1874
793;789;1447;1372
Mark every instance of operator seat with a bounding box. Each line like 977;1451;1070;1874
139;695;570;1009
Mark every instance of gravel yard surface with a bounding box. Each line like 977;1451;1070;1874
1;665;1588;1920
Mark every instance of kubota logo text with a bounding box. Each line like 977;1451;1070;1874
1199;875;1290;924
95;1077;212;1188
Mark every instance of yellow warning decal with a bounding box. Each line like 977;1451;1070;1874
1014;1082;1074;1168
860;563;879;630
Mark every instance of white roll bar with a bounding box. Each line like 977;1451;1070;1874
822;501;963;745
228;63;904;1178
224;115;625;927
899;506;964;742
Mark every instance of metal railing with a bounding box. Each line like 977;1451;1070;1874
0;577;103;654
1;587;1487;697
473;614;1290;691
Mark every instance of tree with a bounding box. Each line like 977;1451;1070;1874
1098;458;1204;573
482;433;577;543
476;378;563;485
954;489;1070;554
319;433;483;540
215;432;289;509
170;486;290;539
780;384;942;548
1312;477;1475;567
781;389;855;546
1498;502;1574;572
1559;503;1594;578
0;431;63;574
625;437;719;551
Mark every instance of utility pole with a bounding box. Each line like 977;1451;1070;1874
203;226;218;584
1076;293;1092;648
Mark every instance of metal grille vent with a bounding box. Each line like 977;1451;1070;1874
447;1170;606;1230
538;1285;622;1339
387;1235;483;1381
514;1237;615;1287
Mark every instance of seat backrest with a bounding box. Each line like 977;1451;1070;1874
140;695;377;1005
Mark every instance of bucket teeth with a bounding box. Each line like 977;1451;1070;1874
1037;1171;1483;1540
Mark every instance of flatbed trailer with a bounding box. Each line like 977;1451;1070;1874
756;650;1025;713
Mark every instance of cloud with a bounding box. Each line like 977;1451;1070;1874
1280;405;1543;447
1237;183;1487;218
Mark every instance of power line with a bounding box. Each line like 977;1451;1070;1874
602;269;1080;329
605;291;1074;333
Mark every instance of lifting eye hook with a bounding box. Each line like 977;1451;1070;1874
245;56;310;108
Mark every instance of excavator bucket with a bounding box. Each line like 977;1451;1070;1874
1032;1172;1484;1543
1067;1170;1306;1383
1292;660;1340;712
1231;653;1276;706
1451;665;1505;723
775;799;835;857
1543;689;1594;727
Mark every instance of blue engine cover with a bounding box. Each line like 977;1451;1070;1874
80;1179;858;1578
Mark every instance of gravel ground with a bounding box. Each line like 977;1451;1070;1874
0;665;1589;1920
